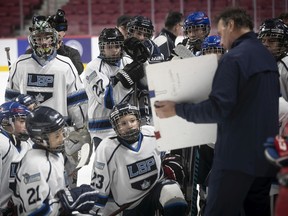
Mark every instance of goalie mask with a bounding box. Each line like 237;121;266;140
110;103;141;143
0;101;31;141
258;18;288;60
26;106;68;153
183;11;210;47
99;28;124;65
28;15;58;60
201;35;225;55
127;15;154;40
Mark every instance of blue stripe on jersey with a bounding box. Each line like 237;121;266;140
67;89;88;107
88;119;112;131
104;84;114;109
5;89;20;101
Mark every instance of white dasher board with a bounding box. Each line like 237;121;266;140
146;54;218;151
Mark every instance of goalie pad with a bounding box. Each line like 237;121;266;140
64;126;92;168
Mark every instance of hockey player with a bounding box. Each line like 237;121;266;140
258;18;288;101
201;35;225;57
0;101;32;215
90;102;187;215
12;106;68;215
84;27;146;148
127;15;164;64
177;11;210;57
5;15;90;187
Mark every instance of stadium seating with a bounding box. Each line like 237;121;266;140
0;0;286;37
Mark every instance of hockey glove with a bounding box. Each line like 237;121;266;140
264;135;288;167
123;37;150;63
56;184;98;214
64;126;92;167
116;61;145;89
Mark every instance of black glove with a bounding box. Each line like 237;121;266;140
56;184;98;214
116;61;145;88
124;37;150;63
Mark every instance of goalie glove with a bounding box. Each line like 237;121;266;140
56;184;98;214
115;61;145;89
264;135;288;167
64;126;92;167
123;37;150;63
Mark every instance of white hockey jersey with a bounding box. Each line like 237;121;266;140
12;147;66;216
0;132;33;209
91;125;163;209
83;56;133;139
5;53;88;129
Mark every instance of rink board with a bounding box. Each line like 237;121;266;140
146;54;218;151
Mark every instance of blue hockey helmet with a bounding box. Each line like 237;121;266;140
127;15;154;40
201;35;225;55
110;102;141;143
183;11;210;31
99;28;124;65
258;18;288;59
0;101;31;141
26;106;67;153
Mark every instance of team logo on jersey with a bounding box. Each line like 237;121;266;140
23;172;41;184
126;156;157;179
27;91;53;103
85;71;97;84
27;74;54;87
131;174;158;191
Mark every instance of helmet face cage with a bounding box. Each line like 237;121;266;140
258;18;288;59
110;103;141;142
202;35;225;55
26;106;67;153
28;16;58;60
127;16;154;40
184;12;210;44
99;28;124;65
0;101;31;141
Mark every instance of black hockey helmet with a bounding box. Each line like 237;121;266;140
258;18;288;59
28;15;58;60
14;94;38;111
26;106;67;153
110;102;141;143
49;9;68;32
127;15;154;39
0;101;31;141
98;28;124;65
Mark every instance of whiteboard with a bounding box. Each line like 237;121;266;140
146;54;218;151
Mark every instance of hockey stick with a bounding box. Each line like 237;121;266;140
5;47;11;72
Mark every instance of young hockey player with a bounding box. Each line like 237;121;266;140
89;102;188;216
0;101;32;215
258;18;288;101
12;106;68;215
176;11;210;57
